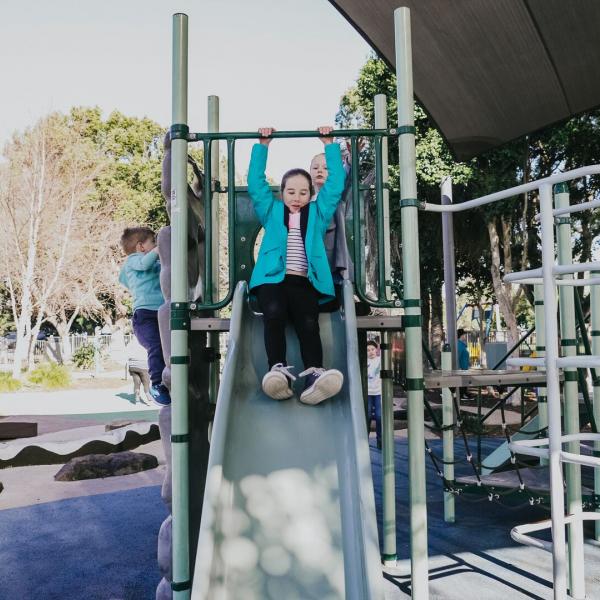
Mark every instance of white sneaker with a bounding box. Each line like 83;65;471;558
299;367;343;405
262;363;296;400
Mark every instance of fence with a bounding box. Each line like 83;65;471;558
0;333;133;366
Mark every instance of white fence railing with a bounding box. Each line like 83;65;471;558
0;333;133;365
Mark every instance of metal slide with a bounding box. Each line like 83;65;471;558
191;280;384;599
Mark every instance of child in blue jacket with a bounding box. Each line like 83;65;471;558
248;126;345;405
119;227;170;406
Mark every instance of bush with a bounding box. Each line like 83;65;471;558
72;343;97;370
0;372;22;392
27;363;71;389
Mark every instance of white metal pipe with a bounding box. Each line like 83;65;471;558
422;164;600;213
556;356;600;369
561;451;600;468
508;443;550;459
512;513;600;553
556;277;600;286
552;198;600;218
553;261;600;275
539;183;568;599
503;268;543;283
506;357;546;367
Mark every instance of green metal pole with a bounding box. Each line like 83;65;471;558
441;345;455;522
534;284;548;466
394;8;429;598
592;271;600;541
381;331;397;564
207;95;220;406
375;93;397;565
554;183;585;598
375;94;392;300
171;13;190;599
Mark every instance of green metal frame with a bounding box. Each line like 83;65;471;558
185;128;401;312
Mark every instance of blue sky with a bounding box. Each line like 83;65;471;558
0;0;372;178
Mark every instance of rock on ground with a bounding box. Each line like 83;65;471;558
54;451;158;481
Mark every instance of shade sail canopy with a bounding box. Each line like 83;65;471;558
329;0;600;160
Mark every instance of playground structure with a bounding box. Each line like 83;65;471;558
158;6;600;600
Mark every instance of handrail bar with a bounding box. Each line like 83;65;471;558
423;164;600;213
187;128;392;142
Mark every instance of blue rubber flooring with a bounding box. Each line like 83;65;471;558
0;438;598;599
0;486;168;600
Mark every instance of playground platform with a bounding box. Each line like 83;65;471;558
1;436;598;599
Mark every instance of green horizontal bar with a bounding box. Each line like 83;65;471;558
564;371;578;382
534;300;544;306
171;434;190;443
171;355;189;365
171;580;191;592
403;298;421;308
403;315;422;328
593;378;600;387
379;343;390;350
536;345;546;351
591;331;600;337
187;128;391;142
555;217;571;225
405;378;424;391
560;339;578;346
538;397;547;403
380;369;394;379
382;553;398;561
395;125;416;135
170;123;189;140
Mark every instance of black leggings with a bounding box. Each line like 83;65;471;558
256;275;322;370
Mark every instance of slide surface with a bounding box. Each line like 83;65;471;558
192;281;383;600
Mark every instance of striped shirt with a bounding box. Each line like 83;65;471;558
286;212;308;275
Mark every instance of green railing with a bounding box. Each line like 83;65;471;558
176;127;400;312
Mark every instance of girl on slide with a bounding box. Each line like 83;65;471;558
247;126;345;405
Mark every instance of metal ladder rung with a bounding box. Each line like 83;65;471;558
503;267;542;283
506;357;545;368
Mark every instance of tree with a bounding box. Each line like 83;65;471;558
0;113;104;375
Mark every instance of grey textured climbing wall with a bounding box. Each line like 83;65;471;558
156;132;211;600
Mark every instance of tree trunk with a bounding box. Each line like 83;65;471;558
430;286;443;367
421;291;431;363
487;219;519;347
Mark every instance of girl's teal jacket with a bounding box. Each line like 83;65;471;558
247;142;346;300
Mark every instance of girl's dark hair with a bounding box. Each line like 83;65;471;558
280;168;314;198
367;340;379;348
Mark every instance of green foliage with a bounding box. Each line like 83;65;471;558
72;343;97;369
68;106;168;230
0;372;22;392
27;363;71;389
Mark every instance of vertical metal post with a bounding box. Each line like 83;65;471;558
375;94;392;299
534;284;548;466
539;183;567;599
375;94;397;564
381;331;397;564
207;95;220;405
554;183;585;598
441;177;458;370
171;13;190;600
441;345;455;522
592;271;600;541
394;8;428;598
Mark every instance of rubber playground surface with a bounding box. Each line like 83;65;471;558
2;432;599;600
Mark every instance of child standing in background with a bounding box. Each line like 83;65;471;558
119;227;170;407
367;340;382;449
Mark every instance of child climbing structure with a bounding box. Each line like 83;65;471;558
158;4;600;600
